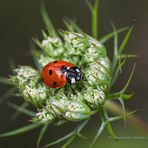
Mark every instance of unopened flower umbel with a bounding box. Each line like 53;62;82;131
9;30;111;123
0;2;136;147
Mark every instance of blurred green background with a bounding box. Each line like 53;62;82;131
0;0;148;147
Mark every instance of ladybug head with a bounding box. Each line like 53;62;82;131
66;67;82;84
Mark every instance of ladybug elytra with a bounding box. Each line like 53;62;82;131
41;60;82;89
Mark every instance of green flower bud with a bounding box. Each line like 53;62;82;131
21;83;48;107
10;66;49;107
11;66;39;85
9;30;112;124
50;98;69;117
64;112;90;122
85;58;111;86
41;36;64;57
64;32;89;55
64;101;92;121
83;87;106;109
34;108;55;123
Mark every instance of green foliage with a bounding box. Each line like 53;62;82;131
0;124;40;137
85;0;99;39
7;102;35;118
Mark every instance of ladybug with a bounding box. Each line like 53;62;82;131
41;60;82;89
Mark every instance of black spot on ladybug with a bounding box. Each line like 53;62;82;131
49;69;52;75
53;61;58;63
53;81;57;86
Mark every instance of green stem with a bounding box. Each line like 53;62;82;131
92;0;99;39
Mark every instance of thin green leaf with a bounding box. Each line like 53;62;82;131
122;93;134;99
105;121;117;139
121;63;136;93
77;132;88;140
109;110;137;122
101;108;117;139
119;26;133;54
64;18;83;33
76;119;89;133
37;124;49;147
76;119;89;140
111;23;118;76
119;98;126;127
69;20;83;33
85;0;93;11
113;23;118;57
100;27;129;44
7;102;35;118
107;92;133;100
63;20;74;32
0;77;13;85
111;59;127;86
0;124;40;137
0;87;17;105
89;122;105;148
44;131;74;147
62;134;76;148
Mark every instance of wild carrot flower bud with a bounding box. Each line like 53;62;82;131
9;30;112;123
10;66;49;107
21;83;48;107
85;59;111;86
10;66;39;85
64;101;92;121
46;98;92;122
35;108;55;123
41;36;64;57
83;87;106;109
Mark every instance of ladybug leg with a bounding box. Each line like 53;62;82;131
69;83;76;95
67;77;76;94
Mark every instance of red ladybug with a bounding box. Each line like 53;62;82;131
41;60;82;89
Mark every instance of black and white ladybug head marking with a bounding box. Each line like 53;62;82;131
66;67;82;84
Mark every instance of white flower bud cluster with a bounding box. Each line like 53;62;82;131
63;32;111;93
31;31;112;123
21;83;48;107
10;66;49;107
41;36;64;57
83;87;105;108
42;37;61;46
35;108;55;123
10;30;112;123
64;32;88;55
64;33;84;48
64;101;91;121
35;93;92;123
85;58;111;86
11;66;39;85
